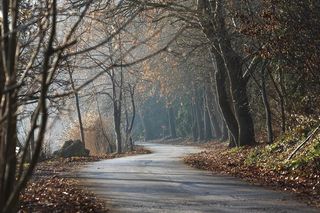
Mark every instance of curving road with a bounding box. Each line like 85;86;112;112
79;143;318;213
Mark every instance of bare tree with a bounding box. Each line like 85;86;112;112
0;0;94;211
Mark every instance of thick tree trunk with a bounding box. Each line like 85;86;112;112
232;80;256;146
219;38;256;146
213;51;239;147
168;106;177;138
4;90;18;211
197;0;237;145
197;0;255;146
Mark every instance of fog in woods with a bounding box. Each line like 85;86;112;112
1;0;319;212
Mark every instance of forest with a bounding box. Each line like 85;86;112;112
0;0;319;212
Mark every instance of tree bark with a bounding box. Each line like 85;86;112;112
191;102;198;142
279;70;286;133
205;87;223;140
204;103;213;140
29;112;35;162
167;106;177;138
195;91;204;141
197;0;256;146
138;109;148;141
68;68;85;145
127;85;136;151
261;65;273;144
213;51;239;147
203;91;215;140
268;68;286;133
221;121;229;141
114;105;122;153
217;24;256;146
112;67;123;154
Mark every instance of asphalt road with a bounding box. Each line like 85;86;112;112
79;143;318;213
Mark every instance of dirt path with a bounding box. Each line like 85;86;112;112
79;143;318;213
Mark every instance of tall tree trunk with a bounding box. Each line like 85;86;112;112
126;85;136;151
261;65;273;144
219;37;256;146
68;69;85;145
205;88;223;140
112;68;123;154
207;108;221;139
4;84;18;212
114;106;122;153
95;94;113;153
138;110;148;141
29;112;35;162
279;70;286;133
233;79;256;146
191;102;198;141
195;92;204;141
221;121;228;141
213;50;239;147
114;33;124;154
268;68;286;133
198;0;255;146
204;102;213;140
167;106;177;138
228;130;237;148
197;0;238;145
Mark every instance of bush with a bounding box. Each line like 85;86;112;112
63;113;116;155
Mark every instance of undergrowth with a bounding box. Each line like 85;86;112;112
184;115;320;207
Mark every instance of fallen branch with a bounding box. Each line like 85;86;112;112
287;124;320;161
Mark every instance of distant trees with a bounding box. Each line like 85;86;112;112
132;0;320;147
72;0;182;152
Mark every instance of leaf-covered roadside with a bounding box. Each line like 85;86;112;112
184;131;320;208
19;146;151;212
20;177;106;213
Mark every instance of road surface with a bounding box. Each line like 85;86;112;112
79;143;318;213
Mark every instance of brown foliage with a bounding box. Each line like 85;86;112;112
20;177;107;213
64;113;116;155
